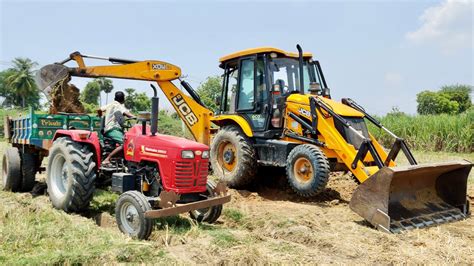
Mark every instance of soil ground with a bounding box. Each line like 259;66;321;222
0;141;473;264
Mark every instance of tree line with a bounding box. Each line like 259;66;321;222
0;57;471;116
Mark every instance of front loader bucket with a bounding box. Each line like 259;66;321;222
350;160;472;233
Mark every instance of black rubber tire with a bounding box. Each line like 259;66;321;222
20;151;38;192
115;191;153;240
286;144;330;197
46;137;96;212
1;147;22;192
189;180;223;223
210;125;257;187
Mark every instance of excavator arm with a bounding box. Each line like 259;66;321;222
37;52;213;145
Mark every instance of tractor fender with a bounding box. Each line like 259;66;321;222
53;130;102;166
211;115;253;137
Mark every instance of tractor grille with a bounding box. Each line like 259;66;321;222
174;160;208;188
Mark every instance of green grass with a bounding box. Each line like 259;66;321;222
369;110;473;153
0;191;172;264
223;208;245;224
208;229;239;248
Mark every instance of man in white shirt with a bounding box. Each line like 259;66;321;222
98;91;135;167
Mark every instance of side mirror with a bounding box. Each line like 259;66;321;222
322;88;331;98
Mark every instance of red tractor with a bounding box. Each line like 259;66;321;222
45;87;230;239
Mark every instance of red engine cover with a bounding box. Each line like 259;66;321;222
124;125;209;194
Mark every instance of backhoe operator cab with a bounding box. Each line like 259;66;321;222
217;47;328;133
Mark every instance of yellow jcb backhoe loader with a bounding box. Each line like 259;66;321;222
36;46;472;233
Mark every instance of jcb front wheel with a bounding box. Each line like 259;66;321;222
286;144;330;197
210;125;257;187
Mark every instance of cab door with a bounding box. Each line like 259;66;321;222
234;56;269;131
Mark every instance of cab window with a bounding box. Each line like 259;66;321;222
237;59;255;110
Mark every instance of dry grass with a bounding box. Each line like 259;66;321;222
0;141;473;264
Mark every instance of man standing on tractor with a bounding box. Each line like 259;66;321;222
98;91;135;167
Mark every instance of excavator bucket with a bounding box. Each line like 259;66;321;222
350;160;472;233
35;64;70;97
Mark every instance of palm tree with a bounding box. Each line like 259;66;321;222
96;77;113;104
5;58;39;108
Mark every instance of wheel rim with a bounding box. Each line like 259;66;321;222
50;154;68;197
293;157;314;183
217;141;237;172
120;202;140;234
2;155;7;187
192;186;213;217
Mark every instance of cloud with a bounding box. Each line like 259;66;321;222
406;0;472;54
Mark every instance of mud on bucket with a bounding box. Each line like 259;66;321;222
349;160;472;233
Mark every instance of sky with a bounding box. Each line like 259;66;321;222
0;0;472;114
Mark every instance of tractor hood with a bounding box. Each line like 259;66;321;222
286;94;364;117
126;125;208;150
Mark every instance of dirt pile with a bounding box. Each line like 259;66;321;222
48;79;85;114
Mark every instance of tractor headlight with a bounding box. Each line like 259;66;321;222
202;150;209;159
181;150;194;159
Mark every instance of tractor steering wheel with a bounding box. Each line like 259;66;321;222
123;117;138;129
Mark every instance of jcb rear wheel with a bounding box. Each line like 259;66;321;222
286;144;330;197
210;125;257;187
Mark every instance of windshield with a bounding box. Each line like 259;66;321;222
269;57;323;95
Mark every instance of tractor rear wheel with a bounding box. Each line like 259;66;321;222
189;180;223;223
115;191;153;240
1;147;22;192
210;125;257;187
47;137;96;212
286;144;330;197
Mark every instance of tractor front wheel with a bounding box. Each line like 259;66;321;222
189;180;223;223
286;144;330;197
115;191;153;240
47;137;96;212
210;125;257;187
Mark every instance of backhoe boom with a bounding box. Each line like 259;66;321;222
38;52;213;145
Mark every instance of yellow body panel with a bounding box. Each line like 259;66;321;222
211;115;253;137
220;47;313;63
286;94;364;117
284;95;388;182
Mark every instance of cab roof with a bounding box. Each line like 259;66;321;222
219;46;313;63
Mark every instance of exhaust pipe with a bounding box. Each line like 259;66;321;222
350;160;472;233
296;44;305;95
150;84;159;136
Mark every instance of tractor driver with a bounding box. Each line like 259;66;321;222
98;91;136;167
